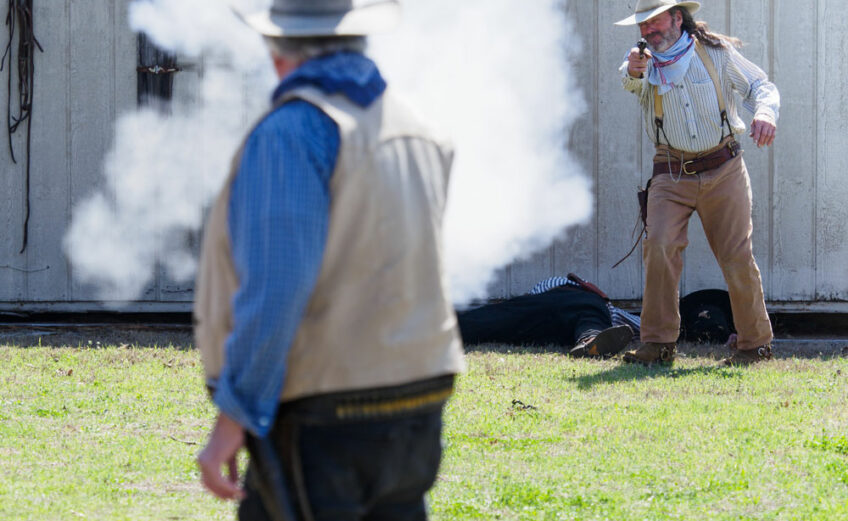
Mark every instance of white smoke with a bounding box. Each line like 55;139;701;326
370;0;591;301
65;0;591;304
64;0;275;300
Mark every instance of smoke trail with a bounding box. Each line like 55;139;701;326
65;0;590;305
370;0;592;302
64;0;275;301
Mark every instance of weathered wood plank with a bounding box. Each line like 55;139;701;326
771;0;816;300
727;0;774;301
501;1;599;296
25;0;72;301
117;0;159;303
679;0;730;296
69;0;123;301
0;2;29;301
146;24;199;302
595;2;643;299
816;0;848;300
508;250;552;296
165;57;207;303
553;0;598;288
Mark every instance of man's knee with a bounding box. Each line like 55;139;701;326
643;234;687;259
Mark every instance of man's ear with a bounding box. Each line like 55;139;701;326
672;9;683;29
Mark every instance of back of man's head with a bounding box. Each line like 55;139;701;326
265;36;367;63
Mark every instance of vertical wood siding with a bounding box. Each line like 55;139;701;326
0;1;845;310
491;0;847;307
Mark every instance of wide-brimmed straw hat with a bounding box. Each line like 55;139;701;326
614;0;700;26
240;0;400;37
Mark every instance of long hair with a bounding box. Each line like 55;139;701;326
673;7;742;48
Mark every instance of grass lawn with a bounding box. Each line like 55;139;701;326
1;339;846;520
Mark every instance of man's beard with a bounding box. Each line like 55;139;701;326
648;27;682;53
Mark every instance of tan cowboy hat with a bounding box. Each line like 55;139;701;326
239;0;400;37
614;0;700;26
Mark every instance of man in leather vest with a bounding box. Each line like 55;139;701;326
615;0;779;366
194;1;465;519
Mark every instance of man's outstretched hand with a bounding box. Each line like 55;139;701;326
750;118;776;148
627;46;652;78
197;412;247;501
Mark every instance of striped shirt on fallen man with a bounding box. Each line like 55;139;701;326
529;276;641;336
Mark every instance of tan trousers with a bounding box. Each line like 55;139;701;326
641;151;773;350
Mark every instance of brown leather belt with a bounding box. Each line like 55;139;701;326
653;139;740;177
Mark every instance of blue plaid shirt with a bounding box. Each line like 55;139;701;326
212;52;386;437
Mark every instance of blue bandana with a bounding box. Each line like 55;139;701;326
272;51;386;108
648;30;695;95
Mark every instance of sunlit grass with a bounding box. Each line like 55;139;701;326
1;343;846;520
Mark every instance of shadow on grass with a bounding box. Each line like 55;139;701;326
465;340;848;362
462;343;569;355
0;326;194;350
568;363;743;390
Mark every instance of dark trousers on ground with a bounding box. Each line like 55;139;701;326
457;287;612;346
238;377;450;521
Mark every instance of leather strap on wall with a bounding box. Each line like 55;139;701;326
2;0;43;254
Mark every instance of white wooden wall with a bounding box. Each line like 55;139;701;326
489;0;848;312
0;1;147;311
1;0;846;312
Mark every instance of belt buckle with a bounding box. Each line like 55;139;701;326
682;160;697;175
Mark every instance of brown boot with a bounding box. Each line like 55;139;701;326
622;342;676;365
722;344;772;366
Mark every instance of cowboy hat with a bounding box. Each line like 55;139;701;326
614;0;700;26
240;0;400;37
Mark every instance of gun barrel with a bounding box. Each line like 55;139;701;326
245;434;299;521
637;38;648;58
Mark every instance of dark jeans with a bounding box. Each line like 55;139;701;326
457;286;612;346
239;386;447;521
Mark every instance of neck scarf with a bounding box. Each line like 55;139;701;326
648;30;695;95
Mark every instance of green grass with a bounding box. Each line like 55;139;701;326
1;343;847;520
0;345;232;521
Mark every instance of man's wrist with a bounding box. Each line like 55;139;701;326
753;111;776;126
216;411;245;435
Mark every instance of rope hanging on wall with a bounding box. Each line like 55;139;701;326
1;0;42;254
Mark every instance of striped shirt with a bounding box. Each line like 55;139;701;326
619;37;780;153
529;277;641;336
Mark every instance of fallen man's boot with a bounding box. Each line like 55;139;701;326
569;325;633;358
721;344;772;366
622;342;676;365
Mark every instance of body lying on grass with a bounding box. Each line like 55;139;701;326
457;274;736;359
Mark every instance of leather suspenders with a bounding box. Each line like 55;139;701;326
613;42;738;270
653;41;734;146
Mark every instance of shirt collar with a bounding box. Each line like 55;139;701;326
271;51;387;108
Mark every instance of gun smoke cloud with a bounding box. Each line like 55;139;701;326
370;0;591;301
64;0;275;301
65;0;591;304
